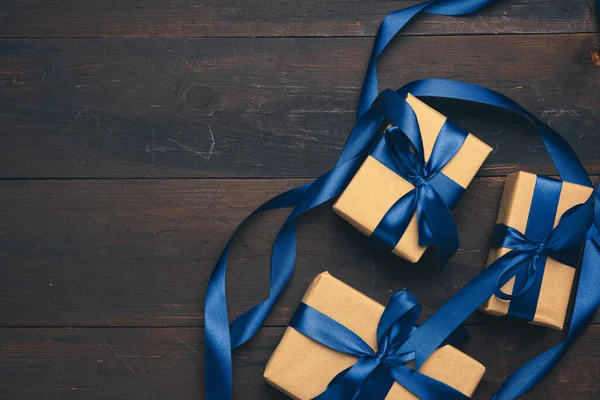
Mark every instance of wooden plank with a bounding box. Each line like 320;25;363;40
1;326;599;399
1;34;600;178
1;177;598;327
0;0;597;38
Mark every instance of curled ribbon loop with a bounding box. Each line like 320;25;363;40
289;290;470;400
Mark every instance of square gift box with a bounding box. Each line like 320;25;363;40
333;94;492;263
264;272;486;399
481;171;594;330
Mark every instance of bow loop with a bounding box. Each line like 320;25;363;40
383;128;427;186
376;290;421;344
373;89;425;158
376;290;421;365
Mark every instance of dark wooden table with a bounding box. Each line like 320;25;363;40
1;1;599;399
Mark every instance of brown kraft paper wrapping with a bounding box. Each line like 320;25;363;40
481;171;594;330
264;272;486;399
333;94;492;263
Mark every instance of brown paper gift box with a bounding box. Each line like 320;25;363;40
332;94;492;263
264;272;486;399
481;171;594;330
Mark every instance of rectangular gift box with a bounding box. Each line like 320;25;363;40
264;272;486;399
333;94;493;263
481;171;594;330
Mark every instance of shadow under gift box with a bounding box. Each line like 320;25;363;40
264;272;486;399
333;94;493;263
480;171;594;330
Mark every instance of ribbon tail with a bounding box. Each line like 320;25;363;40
419;183;459;266
354;365;397;400
371;190;418;252
386;365;469;400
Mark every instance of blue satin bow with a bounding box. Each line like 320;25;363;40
482;175;589;322
368;89;469;265
491;189;600;399
490;195;591;300
290;290;470;400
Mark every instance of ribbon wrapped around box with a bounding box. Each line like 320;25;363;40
333;93;492;264
264;272;486;399
480;171;594;330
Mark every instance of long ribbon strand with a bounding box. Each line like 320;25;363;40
204;1;497;398
204;0;597;398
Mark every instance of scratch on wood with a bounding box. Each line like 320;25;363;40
121;360;140;379
104;340;121;358
165;125;215;161
541;109;580;117
167;330;201;356
170;57;179;75
178;57;203;73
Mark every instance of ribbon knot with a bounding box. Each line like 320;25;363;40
290;289;470;400
412;175;426;187
535;239;546;254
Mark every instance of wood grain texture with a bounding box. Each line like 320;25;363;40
1;34;600;178
1;326;599;399
0;0;597;38
2;0;600;397
1;177;597;327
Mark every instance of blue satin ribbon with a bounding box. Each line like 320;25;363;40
358;0;496;118
289;290;470;400
367;90;467;265
205;1;498;395
205;105;385;400
204;0;598;398
487;176;582;322
504;176;563;321
288;191;594;400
